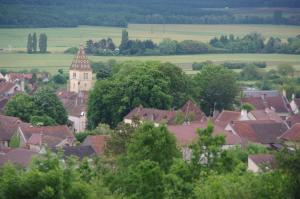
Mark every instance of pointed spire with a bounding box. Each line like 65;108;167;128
70;44;92;71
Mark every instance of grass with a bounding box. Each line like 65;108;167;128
0;24;300;53
0;53;299;74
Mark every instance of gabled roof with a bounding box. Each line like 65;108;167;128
242;95;290;114
180;100;205;121
0;115;29;141
124;106;177;124
0;82;18;94
293;98;300;108
0;148;38;167
20;125;75;147
167;121;242;146
82;135;109;155
6;73;32;82
250;109;282;122
70;44;92;71
248;154;275;168
214;110;241;128
230;120;288;144
286;114;300;128
280;123;300;142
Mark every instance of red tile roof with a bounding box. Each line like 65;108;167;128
286;114;300;128
7;73;32;82
0;82;18;94
20;125;75;147
82;135;109;154
280;123;300;142
214;110;241;128
0;115;29;141
248;154;275;168
242;95;290;114
180;100;205;121
0;148;38;167
293;98;300;108
167;121;242;146
250;109;282;122
230;120;288;144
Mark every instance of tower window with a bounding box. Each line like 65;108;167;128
84;73;88;80
73;73;76;79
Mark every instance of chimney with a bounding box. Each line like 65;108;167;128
292;93;295;100
240;109;248;121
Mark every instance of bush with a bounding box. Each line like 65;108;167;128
64;47;78;54
192;61;213;70
52;74;67;84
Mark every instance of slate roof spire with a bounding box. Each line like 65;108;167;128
70;44;92;71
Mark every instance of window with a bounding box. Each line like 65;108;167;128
73;73;76;79
84;73;88;80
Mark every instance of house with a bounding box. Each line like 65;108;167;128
16;125;75;152
279;123;300;149
82;135;109;155
57;90;88;133
247;108;283;122
53;145;96;160
0;148;38;167
286;114;300;128
0;81;21;97
124;100;205;126
248;154;275;173
241;95;291;119
0;115;29;147
242;89;279;98
5;73;32;83
227;120;288;147
214;110;245;129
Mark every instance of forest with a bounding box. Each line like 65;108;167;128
1;0;300;27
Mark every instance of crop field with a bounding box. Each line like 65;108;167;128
0;24;300;53
0;53;299;74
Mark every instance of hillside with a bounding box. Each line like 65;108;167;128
0;0;300;27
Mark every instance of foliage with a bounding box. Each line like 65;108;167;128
239;64;263;81
27;33;32;54
64;47;78;54
33;87;68;125
241;103;255;112
159;39;177;55
127;122;180;171
39;33;48;53
85;38;117;56
5;93;35;122
52;74;67;84
9;133;20;148
30;115;57;126
277;64;295;77
194;64;238;115
192;60;213;70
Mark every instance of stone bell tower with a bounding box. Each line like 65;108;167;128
69;44;93;93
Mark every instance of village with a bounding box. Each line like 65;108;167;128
0;44;299;175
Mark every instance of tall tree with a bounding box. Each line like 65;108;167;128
27;33;33;53
39;33;47;53
194;64;238;115
119;29;129;53
32;32;37;52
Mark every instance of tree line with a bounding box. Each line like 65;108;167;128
78;30;300;56
1;1;300;28
27;33;47;53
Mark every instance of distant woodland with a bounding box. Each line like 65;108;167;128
1;0;300;28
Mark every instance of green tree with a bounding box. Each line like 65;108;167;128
277;64;295;77
190;123;226;177
159;38;177;55
32;32;37;52
127;122;180;171
119;29;129;53
30;115;57;126
194;64;238;115
27;33;33;53
39;33;47;53
33;88;68;124
52;74;67;84
241;103;255;112
240;64;263;80
4;93;35;122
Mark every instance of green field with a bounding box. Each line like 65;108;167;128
0;24;300;53
0;53;299;74
0;24;300;74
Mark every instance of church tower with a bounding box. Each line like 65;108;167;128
69;44;93;93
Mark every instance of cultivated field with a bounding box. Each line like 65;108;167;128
0;24;300;52
0;53;299;74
